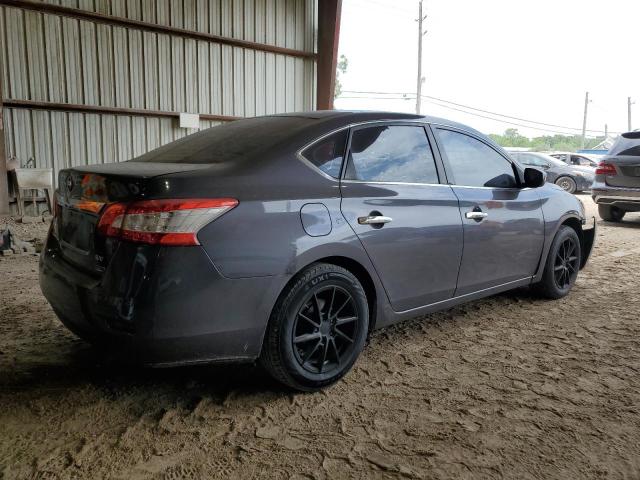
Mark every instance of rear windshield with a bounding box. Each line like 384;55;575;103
132;116;313;164
608;132;640;156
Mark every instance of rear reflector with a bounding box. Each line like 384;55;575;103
595;162;617;176
97;198;238;246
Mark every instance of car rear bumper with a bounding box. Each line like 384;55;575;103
39;233;282;366
592;184;640;210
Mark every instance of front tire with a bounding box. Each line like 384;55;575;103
534;226;581;299
555;176;577;193
260;263;369;391
598;204;625;222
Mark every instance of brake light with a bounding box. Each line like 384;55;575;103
97;198;238;246
595;162;617;176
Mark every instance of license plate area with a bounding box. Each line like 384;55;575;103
60;207;96;253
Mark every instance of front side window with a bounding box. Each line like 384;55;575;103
435;129;517;188
301;130;348;179
345;125;439;184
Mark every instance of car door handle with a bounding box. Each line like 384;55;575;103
465;211;488;220
358;215;393;225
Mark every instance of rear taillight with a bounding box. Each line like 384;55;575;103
97;198;238;246
595;162;617;176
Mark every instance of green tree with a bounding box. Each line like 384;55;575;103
334;55;348;99
489;129;604;152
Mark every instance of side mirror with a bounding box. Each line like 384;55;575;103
523;167;546;188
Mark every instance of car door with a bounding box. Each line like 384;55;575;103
340;123;463;312
432;127;545;296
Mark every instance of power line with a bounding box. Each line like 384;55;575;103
421;99;599;137
340;90;619;134
336;94;601;136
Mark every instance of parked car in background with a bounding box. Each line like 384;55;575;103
39;111;595;391
507;150;595;193
592;131;640;222
549;152;599;168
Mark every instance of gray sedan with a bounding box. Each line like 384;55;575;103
39;111;596;391
508;151;595;193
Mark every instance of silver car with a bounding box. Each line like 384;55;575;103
592;131;640;221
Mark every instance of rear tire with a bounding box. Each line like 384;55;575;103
533;226;581;299
555;176;577;194
598;204;625;222
260;263;369;392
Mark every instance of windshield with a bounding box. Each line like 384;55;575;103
131;116;314;164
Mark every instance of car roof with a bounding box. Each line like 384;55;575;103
266;110;480;135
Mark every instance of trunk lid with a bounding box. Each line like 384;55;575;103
54;162;210;274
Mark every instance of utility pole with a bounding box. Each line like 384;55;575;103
605;124;608;138
628;97;634;132
581;91;590;149
415;0;426;115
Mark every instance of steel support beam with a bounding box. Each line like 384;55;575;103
316;0;342;110
0;51;9;216
3;99;240;122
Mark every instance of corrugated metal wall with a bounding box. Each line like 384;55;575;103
1;0;317;187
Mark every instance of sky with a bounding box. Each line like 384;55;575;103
334;0;640;139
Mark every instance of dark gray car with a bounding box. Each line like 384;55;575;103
39;111;595;391
508;151;595;193
592;131;640;221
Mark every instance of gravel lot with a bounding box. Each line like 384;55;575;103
1;195;640;479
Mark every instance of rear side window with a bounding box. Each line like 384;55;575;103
301;130;348;178
435;129;517;188
345;125;439;183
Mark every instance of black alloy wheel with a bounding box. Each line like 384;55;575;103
553;237;580;290
534;225;582;299
292;285;358;375
260;263;369;391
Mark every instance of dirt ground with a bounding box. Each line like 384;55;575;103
1;195;640;480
